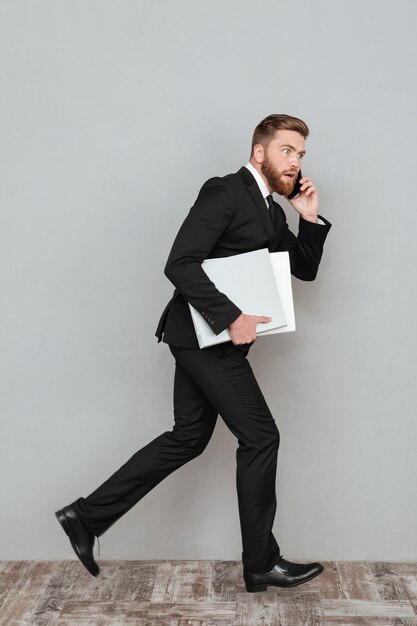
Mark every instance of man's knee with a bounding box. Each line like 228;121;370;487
167;426;212;456
263;423;280;450
250;423;280;452
272;424;280;450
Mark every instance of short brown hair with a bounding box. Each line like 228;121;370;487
250;114;309;155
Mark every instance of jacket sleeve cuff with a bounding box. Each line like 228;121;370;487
298;214;332;241
211;304;242;336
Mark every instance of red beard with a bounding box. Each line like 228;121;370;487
261;155;296;197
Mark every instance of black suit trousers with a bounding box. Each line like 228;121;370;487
71;341;281;573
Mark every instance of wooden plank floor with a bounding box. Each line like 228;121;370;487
0;560;417;625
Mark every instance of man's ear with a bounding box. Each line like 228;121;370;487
253;143;265;164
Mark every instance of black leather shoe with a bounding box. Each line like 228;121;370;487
244;557;324;592
55;504;99;576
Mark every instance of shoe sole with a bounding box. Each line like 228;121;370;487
245;566;324;593
55;509;99;577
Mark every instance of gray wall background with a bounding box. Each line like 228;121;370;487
1;0;416;561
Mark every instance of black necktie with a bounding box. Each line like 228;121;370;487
266;194;275;222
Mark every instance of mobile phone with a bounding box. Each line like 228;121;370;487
287;170;302;199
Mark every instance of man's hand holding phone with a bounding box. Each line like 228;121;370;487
287;172;319;224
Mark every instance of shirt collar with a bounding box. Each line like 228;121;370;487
245;161;270;201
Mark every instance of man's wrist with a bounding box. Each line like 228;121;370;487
300;213;318;224
229;312;243;328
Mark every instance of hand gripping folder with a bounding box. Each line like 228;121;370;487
188;248;296;349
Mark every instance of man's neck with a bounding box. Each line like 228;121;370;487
248;159;272;193
246;160;272;197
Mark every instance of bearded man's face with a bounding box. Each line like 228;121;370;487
259;130;305;196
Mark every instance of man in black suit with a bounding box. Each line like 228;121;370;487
56;114;331;593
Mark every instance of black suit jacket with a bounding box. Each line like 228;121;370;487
155;165;331;348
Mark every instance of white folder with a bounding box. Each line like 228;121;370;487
259;251;296;337
188;248;296;349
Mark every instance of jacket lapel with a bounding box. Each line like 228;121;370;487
270;202;289;251
238;166;276;248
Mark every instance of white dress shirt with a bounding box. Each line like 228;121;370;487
244;162;325;225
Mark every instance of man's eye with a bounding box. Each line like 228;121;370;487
283;149;290;155
298;154;304;159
